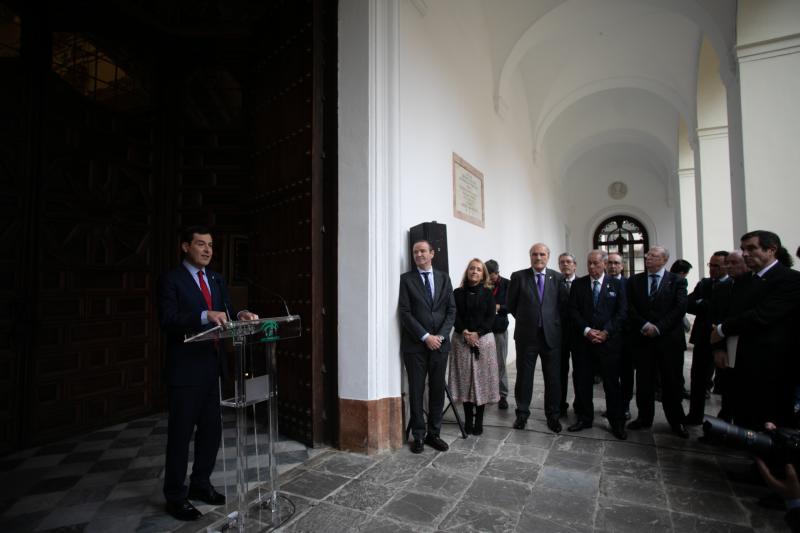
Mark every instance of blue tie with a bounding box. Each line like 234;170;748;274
422;272;433;305
649;273;659;299
592;280;601;307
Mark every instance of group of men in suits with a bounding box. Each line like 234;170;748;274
504;243;691;439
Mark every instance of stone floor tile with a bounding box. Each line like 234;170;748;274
327;479;396;513
460;475;532;510
359;455;430;489
601;456;661;482
545;449;602;473
603;441;659;464
467;436;504;456
480;456;541;485
354;516;433;532
537;465;601;498
553;435;605;455
665;485;748;524
279;470;350;500
34;501;102;531
58;486;114;507
404;466;474;498
439;500;520;532
594;499;671;533
504;429;556;449
378;490;455;528
519;486;594;533
660;464;733;494
600;475;668;509
432;451;488;475
309;452;376;478
3;511;49;533
670;511;756;532
496;443;548;464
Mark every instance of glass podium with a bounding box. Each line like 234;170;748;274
184;315;301;532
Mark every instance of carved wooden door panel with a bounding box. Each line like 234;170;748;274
0;62;26;453
249;0;337;446
28;74;159;445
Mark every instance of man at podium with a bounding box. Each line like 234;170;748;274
157;226;258;521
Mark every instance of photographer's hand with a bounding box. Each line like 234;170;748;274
755;458;800;501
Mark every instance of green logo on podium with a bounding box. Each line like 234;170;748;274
259;320;280;343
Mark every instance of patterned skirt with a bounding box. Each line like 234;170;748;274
448;333;500;406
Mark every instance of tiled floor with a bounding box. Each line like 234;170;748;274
0;355;789;532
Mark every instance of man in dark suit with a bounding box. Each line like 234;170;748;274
708;250;752;423
685;250;728;424
507;243;568;433
607;252;632;420
486;260;510;409
626;245;690;438
398;239;456;453
711;230;800;430
558;253;577;417
568;250;628;439
157;226;259;521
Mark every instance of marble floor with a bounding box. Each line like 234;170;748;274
0;355;790;532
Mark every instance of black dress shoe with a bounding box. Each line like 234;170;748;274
188;485;226;506
410;439;424;454
671;424;690;439
627;419;652;430
512;416;527;429
567;420;592;432
424;434;449;452
611;423;628;440
498;397;508;409
547;418;562;433
165;499;202;521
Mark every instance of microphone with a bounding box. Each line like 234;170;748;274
242;276;292;317
209;273;233;324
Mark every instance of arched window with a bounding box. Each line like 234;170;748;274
593;215;650;277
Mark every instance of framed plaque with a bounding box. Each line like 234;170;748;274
452;153;485;228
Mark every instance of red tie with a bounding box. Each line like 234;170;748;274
198;271;213;310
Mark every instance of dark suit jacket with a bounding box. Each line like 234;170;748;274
709;275;753;351
507;267;568;348
569;275;627;352
491;276;510;333
627;270;688;350
687;277;715;346
398;269;456;354
720;264;800;379
157;264;234;387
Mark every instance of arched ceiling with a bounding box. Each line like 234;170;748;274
482;0;736;186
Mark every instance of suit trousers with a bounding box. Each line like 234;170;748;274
404;349;447;440
619;339;634;410
573;342;624;424
494;330;509;398
688;342;714;418
559;336;573;411
514;333;561;420
164;382;222;502
633;340;685;426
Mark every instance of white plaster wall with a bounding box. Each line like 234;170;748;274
563;164;677;278
398;0;565;359
737;1;800;256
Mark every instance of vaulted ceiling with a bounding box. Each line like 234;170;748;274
481;0;737;187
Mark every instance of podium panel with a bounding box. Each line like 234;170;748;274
185;316;300;532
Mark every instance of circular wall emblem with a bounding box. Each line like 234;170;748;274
608;181;628;200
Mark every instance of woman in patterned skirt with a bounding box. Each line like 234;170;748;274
448;258;500;435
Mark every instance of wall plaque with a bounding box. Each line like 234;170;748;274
452;153;485;228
